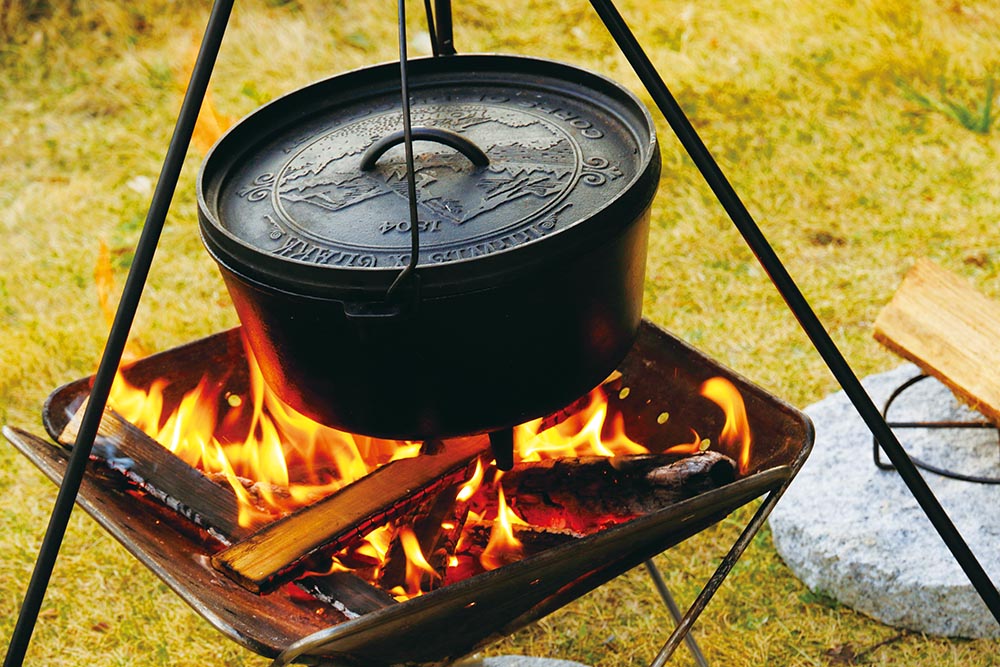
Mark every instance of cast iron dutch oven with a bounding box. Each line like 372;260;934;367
198;54;660;440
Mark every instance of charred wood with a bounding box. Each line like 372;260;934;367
59;399;246;541
489;452;737;534
296;571;397;618
378;482;466;593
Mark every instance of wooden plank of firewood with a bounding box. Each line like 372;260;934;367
873;258;1000;424
297;571;399;618
59;399;246;541
212;436;488;594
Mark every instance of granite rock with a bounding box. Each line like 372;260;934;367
769;364;1000;638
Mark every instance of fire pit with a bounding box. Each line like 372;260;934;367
5;319;811;666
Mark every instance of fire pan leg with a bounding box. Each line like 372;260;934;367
643;561;709;667
643;428;809;667
647;487;784;667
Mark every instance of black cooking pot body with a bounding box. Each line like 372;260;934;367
199;55;660;439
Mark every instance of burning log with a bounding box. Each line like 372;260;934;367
489;452;738;534
212;436;487;594
462;522;582;555
59;399;246;540
444;522;582;581
60;399;400;615
377;482;467;594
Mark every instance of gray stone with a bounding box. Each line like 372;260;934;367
768;364;1000;638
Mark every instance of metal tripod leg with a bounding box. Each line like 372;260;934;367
1;2;235;666
587;0;1000;631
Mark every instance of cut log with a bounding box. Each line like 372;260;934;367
212;436;488;594
874;258;1000;424
486;452;737;534
59;399;246;540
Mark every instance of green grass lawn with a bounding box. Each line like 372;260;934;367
2;1;1000;665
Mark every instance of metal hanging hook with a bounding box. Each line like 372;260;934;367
386;0;424;302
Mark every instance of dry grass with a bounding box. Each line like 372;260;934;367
2;0;1000;665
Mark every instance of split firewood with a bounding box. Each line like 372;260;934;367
874;258;1000;424
59;398;245;540
481;452;737;534
212;436;488;594
59;397;398;611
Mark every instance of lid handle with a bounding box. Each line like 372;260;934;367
360;127;489;172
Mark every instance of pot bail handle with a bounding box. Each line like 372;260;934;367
360;127;490;171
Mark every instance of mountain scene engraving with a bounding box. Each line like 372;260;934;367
274;105;589;240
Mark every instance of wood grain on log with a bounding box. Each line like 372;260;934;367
874;258;1000;424
212;436;487;593
59;399;246;540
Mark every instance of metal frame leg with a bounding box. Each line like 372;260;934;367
1;2;235;665
644;561;709;667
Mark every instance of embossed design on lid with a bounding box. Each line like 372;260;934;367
199;55;658;297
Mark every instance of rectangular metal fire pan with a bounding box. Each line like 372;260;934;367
6;319;813;666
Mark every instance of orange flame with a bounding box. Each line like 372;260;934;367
480;485;525;571
456;458;485;503
182;39;234;155
108;335;420;529
104;305;756;598
514;389;649;461
700;377;752;473
663;428;705;455
397;526;439;598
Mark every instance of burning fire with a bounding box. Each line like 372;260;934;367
105;333;754;600
108;339;422;529
700;377;752;474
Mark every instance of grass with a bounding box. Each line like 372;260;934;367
898;76;996;134
2;0;1000;665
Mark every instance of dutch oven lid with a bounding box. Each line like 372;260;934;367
198;54;659;299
